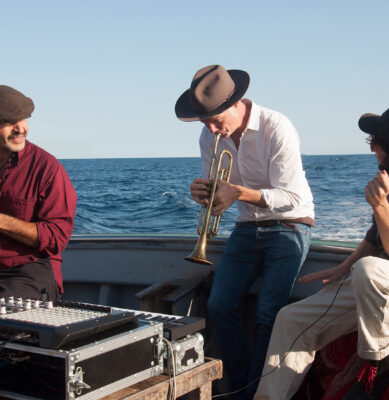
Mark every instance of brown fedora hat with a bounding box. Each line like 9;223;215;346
175;65;250;122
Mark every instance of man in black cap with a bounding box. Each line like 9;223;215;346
255;109;389;400
0;85;77;302
175;65;315;399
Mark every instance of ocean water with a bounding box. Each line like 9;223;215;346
60;154;378;243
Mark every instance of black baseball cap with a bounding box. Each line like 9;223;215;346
359;107;389;153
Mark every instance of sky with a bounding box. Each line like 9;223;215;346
2;0;389;159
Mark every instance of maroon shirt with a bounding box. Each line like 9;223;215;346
0;140;77;292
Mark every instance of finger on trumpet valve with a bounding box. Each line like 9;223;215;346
206;180;214;195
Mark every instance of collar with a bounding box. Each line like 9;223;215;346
244;100;261;133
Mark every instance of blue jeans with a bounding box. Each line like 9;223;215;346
207;221;311;399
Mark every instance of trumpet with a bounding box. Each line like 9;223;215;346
185;133;233;265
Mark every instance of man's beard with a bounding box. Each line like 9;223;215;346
1;134;26;153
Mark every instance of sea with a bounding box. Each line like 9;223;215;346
60;154;379;244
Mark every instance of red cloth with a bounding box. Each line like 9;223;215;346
297;332;389;400
0;140;77;292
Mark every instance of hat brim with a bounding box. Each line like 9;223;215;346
175;69;250;122
358;113;380;135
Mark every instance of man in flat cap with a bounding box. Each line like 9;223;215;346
175;65;315;399
255;109;389;400
0;85;77;302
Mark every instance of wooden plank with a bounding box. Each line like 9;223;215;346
186;382;212;400
101;358;222;400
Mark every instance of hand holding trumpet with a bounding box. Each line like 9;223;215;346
190;177;210;207
190;178;238;215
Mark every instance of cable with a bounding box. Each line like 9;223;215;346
187;298;193;316
163;337;177;400
211;275;349;398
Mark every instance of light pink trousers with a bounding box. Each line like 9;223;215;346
255;256;389;400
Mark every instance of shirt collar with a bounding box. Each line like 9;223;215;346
243;100;261;133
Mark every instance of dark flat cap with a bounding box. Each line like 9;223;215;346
0;85;34;124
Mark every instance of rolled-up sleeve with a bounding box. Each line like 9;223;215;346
36;164;77;257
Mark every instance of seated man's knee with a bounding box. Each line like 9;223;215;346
352;256;378;284
351;256;389;295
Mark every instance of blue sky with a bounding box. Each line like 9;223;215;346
2;1;389;158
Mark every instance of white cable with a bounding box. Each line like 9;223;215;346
187;298;193;316
163;338;177;400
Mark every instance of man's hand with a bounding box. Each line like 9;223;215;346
190;178;240;215
365;170;389;209
191;177;266;214
298;263;349;285
190;177;211;206
212;180;240;215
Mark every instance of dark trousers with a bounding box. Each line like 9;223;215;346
0;258;59;301
207;222;311;400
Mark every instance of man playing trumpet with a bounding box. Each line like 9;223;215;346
175;65;315;399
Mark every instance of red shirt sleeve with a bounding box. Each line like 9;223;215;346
35;163;77;257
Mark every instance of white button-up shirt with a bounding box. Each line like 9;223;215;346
199;101;314;222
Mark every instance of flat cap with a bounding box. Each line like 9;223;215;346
0;85;34;124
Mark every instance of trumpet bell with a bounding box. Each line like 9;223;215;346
184;254;213;266
184;235;213;265
184;214;213;265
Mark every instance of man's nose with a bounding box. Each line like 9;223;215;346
13;123;26;135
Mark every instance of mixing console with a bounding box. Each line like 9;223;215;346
0;298;138;349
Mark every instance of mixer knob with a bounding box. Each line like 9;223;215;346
7;296;14;307
0;298;5;306
25;299;32;310
33;300;40;308
16;298;23;308
46;301;53;309
0;306;6;314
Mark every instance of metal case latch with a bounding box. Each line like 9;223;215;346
68;366;91;398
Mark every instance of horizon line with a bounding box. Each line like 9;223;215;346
58;153;374;161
